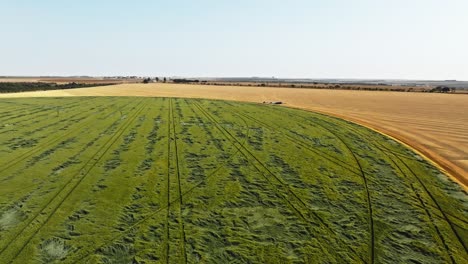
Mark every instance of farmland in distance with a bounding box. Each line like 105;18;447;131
0;97;466;263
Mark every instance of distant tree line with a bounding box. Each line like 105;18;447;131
430;86;455;93
189;81;466;93
142;77;169;83
172;79;204;84
141;77;211;84
0;82;115;93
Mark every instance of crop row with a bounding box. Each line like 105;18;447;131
0;97;466;263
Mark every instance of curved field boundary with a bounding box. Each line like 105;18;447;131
0;96;465;262
382;144;467;254
0;84;468;189
235;101;466;262
0;99;148;262
289;107;468;190
307;112;468;260
215;96;468;190
323;121;465;261
1;86;465;189
410;182;455;263
192;101;365;262
232;108;375;263
299;113;458;262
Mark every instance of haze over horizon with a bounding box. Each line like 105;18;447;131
1;0;467;80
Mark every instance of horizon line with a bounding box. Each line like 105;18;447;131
1;75;467;82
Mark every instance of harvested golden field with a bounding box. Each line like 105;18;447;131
1;83;467;187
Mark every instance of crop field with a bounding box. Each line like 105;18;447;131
2;83;466;188
0;97;467;263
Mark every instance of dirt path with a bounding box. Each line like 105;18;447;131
1;83;467;187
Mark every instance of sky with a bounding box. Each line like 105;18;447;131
0;0;467;80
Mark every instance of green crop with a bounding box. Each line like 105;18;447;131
0;97;466;263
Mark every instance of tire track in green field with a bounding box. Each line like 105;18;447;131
232;108;375;264
0;105;53;122
169;98;188;263
0;101;135;198
0;99;98;137
0;99;129;178
0;100;69;121
318;116;468;257
164;99;171;263
1;119;98;182
3;107;99;166
0;102;95;146
194;101;365;262
0;98;145;256
0;107;62;133
0;99;148;263
411;202;468;227
0;102;38;119
337;125;457;263
192;100;365;263
4;99;147;261
219;103;364;178
394;158;467;255
376;142;466;260
410;184;456;263
0;98;95;127
69;99;252;264
281;108;467;263
361;134;462;263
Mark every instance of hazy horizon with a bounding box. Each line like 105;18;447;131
1;0;467;80
3;75;468;83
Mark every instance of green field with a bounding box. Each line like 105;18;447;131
0;97;466;263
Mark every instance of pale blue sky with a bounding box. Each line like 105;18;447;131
1;0;467;80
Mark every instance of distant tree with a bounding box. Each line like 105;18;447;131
163;77;167;83
0;82;113;93
431;86;451;93
155;77;159;82
143;78;151;84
